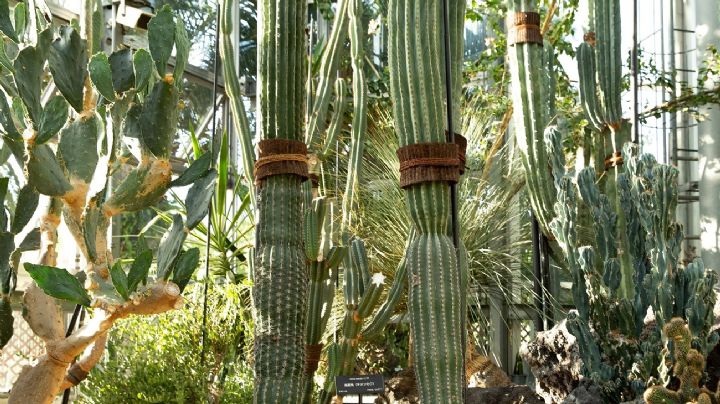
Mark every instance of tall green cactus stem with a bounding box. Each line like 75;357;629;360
253;1;308;402
219;0;255;207
320;78;348;160
306;0;350;149
388;1;464;402
506;0;555;235
302;197;346;403
319;239;385;404
341;0;367;230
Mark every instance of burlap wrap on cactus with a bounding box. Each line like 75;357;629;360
604;151;624;170
254;139;309;185
396;143;460;188
507;12;543;46
583;31;596;46
454;133;468;175
304;343;324;374
66;364;89;386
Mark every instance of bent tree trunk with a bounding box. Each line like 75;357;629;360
388;1;465;402
252;1;309;403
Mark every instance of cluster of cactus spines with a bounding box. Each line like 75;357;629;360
306;0;350;150
388;0;464;402
318;238;385;404
644;318;720;404
253;1;309;402
506;0;556;236
219;0;256;207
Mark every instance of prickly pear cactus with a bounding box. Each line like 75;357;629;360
2;3;214;401
0;178;40;348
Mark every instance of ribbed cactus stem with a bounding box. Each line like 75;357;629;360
507;0;556;235
253;1;308;402
219;0;256;207
342;0;368;231
306;0;350;149
388;1;464;402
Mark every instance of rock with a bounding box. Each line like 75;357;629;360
382;367;418;403
466;385;544;404
561;381;604;404
466;349;512;388
520;318;584;403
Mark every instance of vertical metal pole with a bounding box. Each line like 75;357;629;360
540;231;553;329
631;0;639;144
201;2;221;366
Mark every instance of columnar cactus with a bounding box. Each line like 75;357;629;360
506;0;556;235
252;1;309;402
388;1;465;402
2;3;213;403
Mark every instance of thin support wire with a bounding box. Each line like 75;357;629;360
201;2;222;366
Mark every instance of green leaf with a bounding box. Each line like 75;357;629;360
0;0;17;43
0;88;19;140
58;115;99;183
88;52;115;101
217;131;228;212
156;214;186;280
10;185;38;234
172;247;199;292
147;5;175;75
108;48;134;93
0;40;13;73
48;26;88;112
171;152;212;187
18;227;40;251
13;46;43;126
133;48;153;92
36;27;54;62
25;263;91;306
0;231;14;294
173;19;189;84
188;121;201;159
36;96;69;144
11;97;26;131
12;3;25;40
139;78;178;158
109;261;129;300
0;298;12;348
82;200;103;263
127;249;152;294
185;169;217;230
27;144;72;196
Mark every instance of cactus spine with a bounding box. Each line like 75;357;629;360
253;1;308;403
388;1;464;402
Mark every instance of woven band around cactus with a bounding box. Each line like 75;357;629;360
604;152;624;170
453;132;468;175
66;363;89;386
254;139;309;185
507;12;542;45
396;143;460;189
584;31;596;46
304;343;324;374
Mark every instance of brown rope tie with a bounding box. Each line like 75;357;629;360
584;32;596;46
396;142;460;188
305;343;324;374
254;139;310;186
507;11;543;46
604;152;624;170
66;363;90;386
